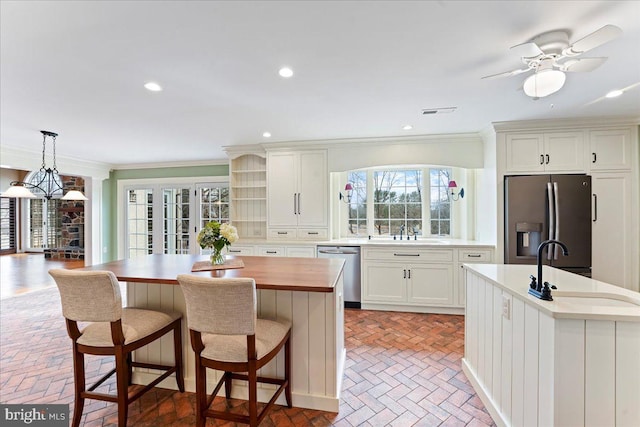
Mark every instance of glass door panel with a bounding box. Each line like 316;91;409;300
126;189;153;258
163;188;191;254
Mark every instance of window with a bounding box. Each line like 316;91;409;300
126;189;153;258
345;167;452;237
373;170;422;236
346;171;367;235
430;169;451;235
28;198;61;249
0;197;16;254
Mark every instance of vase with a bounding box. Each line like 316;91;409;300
210;248;225;265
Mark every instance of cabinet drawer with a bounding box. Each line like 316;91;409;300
458;249;493;262
257;246;284;256
267;229;297;239
297;228;327;240
225;245;255;255
285;246;316;258
364;248;453;262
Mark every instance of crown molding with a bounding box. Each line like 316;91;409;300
493;115;640;132
112;158;228;170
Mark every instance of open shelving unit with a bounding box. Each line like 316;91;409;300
230;154;267;239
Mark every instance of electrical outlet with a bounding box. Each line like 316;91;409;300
502;295;511;320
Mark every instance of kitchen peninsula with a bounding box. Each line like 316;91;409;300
463;264;640;427
79;254;346;412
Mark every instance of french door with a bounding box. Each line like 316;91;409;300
124;181;229;259
26;198;61;251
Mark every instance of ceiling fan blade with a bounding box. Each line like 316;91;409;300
510;41;544;58
561;57;608;72
564;24;622;56
481;67;531;80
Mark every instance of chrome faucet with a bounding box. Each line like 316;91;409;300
528;239;569;301
399;224;405;240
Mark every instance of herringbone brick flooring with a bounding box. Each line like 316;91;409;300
0;286;495;426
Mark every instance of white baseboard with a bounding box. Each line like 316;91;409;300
361;303;464;315
132;371;340;412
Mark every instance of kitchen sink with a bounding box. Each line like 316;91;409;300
553;292;640;308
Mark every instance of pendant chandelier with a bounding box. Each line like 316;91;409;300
1;130;88;201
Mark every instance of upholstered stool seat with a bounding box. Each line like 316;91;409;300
177;274;292;427
201;319;290;363
77;308;182;347
49;269;184;427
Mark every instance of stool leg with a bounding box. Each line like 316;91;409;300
71;346;85;427
194;356;207;427
285;336;292;408
173;322;185;392
248;363;258;427
115;349;129;427
224;371;232;398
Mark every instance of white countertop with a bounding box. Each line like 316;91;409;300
464;264;640;322
322;237;495;248
234;237;495;248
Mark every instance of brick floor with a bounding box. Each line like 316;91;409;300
0;287;495;426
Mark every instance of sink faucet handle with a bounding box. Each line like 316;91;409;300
529;275;537;289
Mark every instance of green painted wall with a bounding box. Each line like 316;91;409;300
103;164;229;261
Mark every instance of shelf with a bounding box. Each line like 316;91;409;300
232;169;266;174
232;198;266;201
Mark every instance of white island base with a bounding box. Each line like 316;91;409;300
127;281;345;412
463;264;640;427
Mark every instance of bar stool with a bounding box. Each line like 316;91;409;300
177;275;292;427
49;269;184;427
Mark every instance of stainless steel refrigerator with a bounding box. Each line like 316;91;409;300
504;174;592;275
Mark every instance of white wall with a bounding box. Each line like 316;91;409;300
475;126;497;245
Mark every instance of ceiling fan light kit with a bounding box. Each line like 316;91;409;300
484;24;622;99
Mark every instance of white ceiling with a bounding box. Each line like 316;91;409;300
1;1;639;166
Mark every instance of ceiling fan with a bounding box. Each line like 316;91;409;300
483;24;622;98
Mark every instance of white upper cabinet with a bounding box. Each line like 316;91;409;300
505;131;584;173
267;150;328;231
589;128;632;171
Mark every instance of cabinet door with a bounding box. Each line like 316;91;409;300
363;263;406;303
407;264;454;305
592;172;632;289
297;151;328;227
285;246;316;258
589;129;632;171
544;132;584;172
267;153;298;227
505;134;545;173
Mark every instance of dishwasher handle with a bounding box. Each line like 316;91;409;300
318;249;360;255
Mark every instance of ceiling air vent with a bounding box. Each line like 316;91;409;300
422;107;457;115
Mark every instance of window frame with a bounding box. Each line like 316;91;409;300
343;167;452;238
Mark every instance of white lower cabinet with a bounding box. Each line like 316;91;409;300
362;247;459;313
228;243;316;258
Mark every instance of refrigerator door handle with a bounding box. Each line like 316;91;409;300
593;194;598;222
547;182;555;260
553;182;560;260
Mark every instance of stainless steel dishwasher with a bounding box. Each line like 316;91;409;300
317;245;361;308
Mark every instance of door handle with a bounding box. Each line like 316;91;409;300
540;154;544;165
592;152;597;163
403;269;406;279
293;193;297;215
466;254;482;258
593;194;597;222
394;253;420;257
545;154;550;164
297;193;301;215
407;269;411;279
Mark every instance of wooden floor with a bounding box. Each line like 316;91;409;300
0;253;84;299
0;254;495;426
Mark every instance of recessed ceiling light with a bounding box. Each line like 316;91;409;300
278;67;294;78
402;125;413;130
605;89;623;98
144;82;162;92
262;132;272;138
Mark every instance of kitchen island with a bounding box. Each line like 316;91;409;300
79;254;345;412
463;264;640;427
